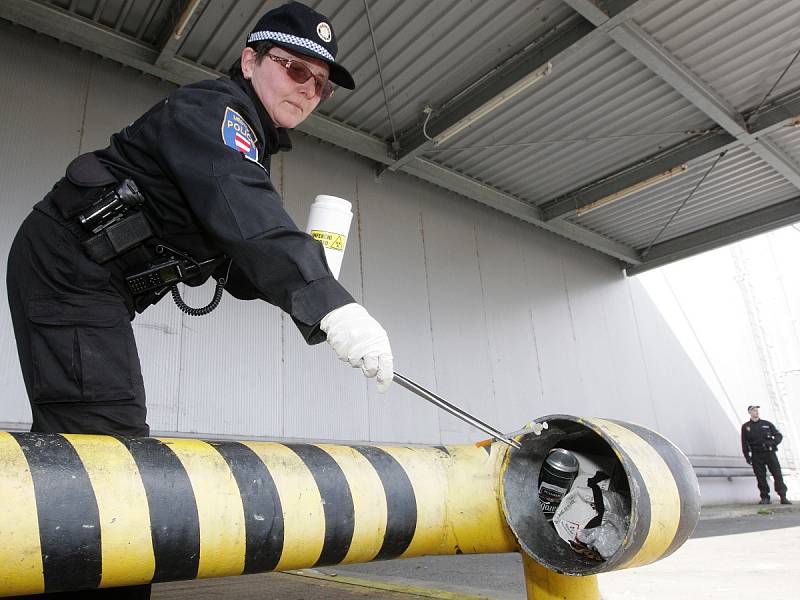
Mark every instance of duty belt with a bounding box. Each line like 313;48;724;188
48;154;230;316
78;184;232;316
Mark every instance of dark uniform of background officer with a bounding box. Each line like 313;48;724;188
741;405;791;505
5;3;392;598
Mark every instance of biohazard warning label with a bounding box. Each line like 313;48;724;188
311;230;346;251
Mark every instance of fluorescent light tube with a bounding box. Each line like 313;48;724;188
434;62;553;145
575;165;689;217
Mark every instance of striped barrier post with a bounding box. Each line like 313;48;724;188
0;414;700;598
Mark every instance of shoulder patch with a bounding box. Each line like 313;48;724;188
221;106;258;161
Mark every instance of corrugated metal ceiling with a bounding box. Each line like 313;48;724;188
49;0;171;44
426;35;712;203
3;0;800;273
637;0;800;112
332;0;574;137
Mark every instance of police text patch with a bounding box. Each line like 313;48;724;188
221;107;258;161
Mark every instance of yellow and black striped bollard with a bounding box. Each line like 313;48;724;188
0;414;700;599
0;433;513;596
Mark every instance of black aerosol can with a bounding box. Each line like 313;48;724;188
538;448;580;520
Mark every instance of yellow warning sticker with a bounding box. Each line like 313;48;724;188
311;230;346;251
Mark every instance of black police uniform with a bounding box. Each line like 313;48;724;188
8;73;353;436
5;75;354;599
741;418;788;501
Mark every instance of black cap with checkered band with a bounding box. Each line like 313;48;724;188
247;1;355;89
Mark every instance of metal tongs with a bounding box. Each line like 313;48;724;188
393;372;521;449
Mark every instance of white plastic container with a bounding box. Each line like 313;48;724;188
305;194;353;280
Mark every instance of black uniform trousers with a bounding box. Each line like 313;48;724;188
751;450;787;499
6;209;151;600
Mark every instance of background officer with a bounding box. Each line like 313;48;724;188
6;3;389;598
741;405;791;505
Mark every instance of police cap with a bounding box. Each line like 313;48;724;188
247;1;355;89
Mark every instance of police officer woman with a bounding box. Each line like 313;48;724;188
6;3;391;598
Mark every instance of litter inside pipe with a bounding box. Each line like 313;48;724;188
545;448;630;561
502;418;632;574
537;448;579;521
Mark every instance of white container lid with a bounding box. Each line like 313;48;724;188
312;194;352;213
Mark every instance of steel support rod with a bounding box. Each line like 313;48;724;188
522;553;601;600
393;372;521;449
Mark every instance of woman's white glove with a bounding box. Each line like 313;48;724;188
320;303;393;392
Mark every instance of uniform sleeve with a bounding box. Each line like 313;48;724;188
741;425;750;458
769;422;783;446
154;86;353;343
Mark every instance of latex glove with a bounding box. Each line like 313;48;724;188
320;303;393;392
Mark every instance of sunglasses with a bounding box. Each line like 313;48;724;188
266;54;334;100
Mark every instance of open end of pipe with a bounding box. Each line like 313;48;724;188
500;417;631;576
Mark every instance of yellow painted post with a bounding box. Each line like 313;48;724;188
522;554;600;600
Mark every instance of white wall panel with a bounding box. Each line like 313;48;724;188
279;136;369;441
561;243;657;426
80;58;175;153
639;231;800;470
357;169;440;444
131;300;183;433
560;247;620;418
662;253;770;412
0;23;92;425
77;56;184;434
627;275;736;457
739;234;800;374
421;192;494;444
765;228;800;369
474;212;543;433
520;231;586;415
176;288;283;438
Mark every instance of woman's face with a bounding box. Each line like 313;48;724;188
241;46;329;129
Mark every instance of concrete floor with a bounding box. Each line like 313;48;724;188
152;572;441;600
600;509;800;600
151;504;800;600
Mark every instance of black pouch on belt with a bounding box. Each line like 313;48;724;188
82;211;153;263
51;153;119;219
52;153;154;263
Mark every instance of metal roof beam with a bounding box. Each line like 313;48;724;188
747;89;800;131
155;0;209;67
625;195;800;275
542;131;734;220
609;21;748;133
0;0;213;84
561;0;643;26
0;0;640;265
601;19;800;189
542;87;800;220
297;114;393;165
403;160;642;264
